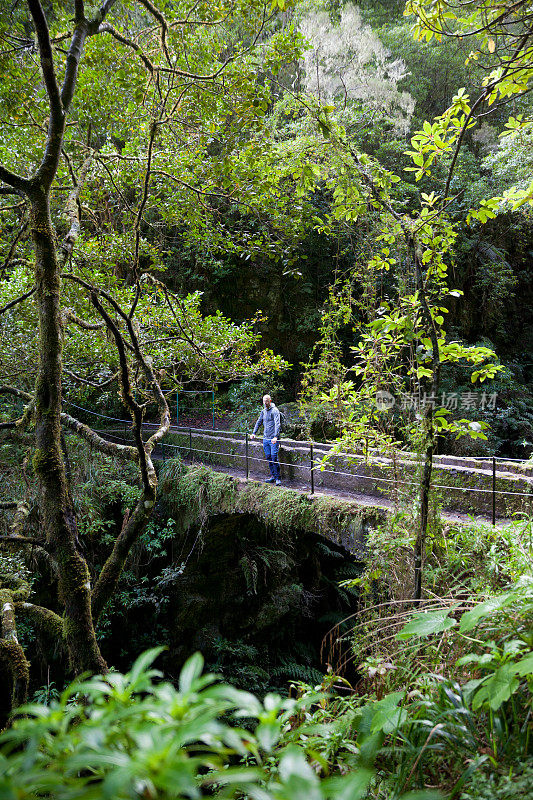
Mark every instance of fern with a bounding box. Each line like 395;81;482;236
270;660;324;685
254;547;291;572
332;563;363;580
238;555;258;595
313;541;345;560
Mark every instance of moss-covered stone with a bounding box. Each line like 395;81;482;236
160;463;386;554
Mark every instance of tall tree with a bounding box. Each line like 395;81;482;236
294;0;533;597
0;0;297;719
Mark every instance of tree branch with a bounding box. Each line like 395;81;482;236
132;121;157;288
14;602;63;640
0;167;30;197
137;0;172;67
63;368;117;388
60;411;137;460
28;0;116;189
0;220;29;281
0;535;44;545
0;386;32;403
0;185;25;197
91;497;151;624
59;153;94;264
27;0;62;118
89;292;151;486
0;288;35;317
97;23;156;73
59;17;90;115
63;310;104;330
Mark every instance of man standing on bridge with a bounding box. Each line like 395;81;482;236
251;394;282;485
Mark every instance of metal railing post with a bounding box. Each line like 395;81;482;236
310;442;314;495
245;433;249;480
492;456;496;525
189;427;192;460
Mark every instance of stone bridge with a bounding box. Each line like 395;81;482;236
95;419;533;522
158;462;385;558
152;428;532;521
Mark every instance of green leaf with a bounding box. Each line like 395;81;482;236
323;768;374;800
459;593;513;633
179;652;204;692
367;691;406;735
278;746;321;800
472;663;519;711
515;652;533;677
396;609;457;640
127;646;165;686
256;720;281;751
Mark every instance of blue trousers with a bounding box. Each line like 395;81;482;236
263;438;280;479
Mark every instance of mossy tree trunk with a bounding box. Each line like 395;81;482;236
29;192;106;674
0;589;29;729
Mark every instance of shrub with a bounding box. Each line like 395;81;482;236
0;648;434;800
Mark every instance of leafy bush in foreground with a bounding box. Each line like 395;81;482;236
0;648;437;800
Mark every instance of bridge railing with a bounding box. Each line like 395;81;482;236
63;401;533;524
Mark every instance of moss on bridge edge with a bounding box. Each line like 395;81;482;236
158;462;387;553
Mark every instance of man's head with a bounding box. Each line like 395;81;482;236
263;394;272;408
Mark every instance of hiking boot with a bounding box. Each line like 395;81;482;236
265;477;275;483
275;479;282;486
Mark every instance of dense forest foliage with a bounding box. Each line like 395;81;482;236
0;0;531;797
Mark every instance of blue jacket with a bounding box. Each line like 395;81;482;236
253;404;281;439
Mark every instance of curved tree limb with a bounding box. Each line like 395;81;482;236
0;385;32;402
59;153;94;264
0;535;43;545
14;602;64;640
63;310;105;330
98;23;156;74
0;166;30;197
0;288;36;317
63;368;117;389
60;411;137;460
91;496;152;624
0;220;29;281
